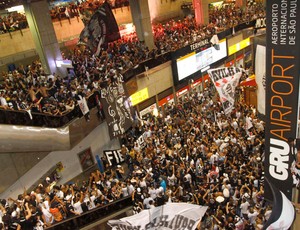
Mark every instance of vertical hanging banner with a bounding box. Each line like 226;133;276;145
255;44;266;115
100;75;133;139
265;0;300;201
208;67;243;115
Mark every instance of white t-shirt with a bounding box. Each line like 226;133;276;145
143;197;154;209
41;207;54;224
248;211;258;224
122;187;129;197
264;210;272;221
240;201;250;214
127;184;135;195
73;201;83;214
0;210;3;224
87;195;97;210
148;188;157;199
0;96;7;106
55;190;64;200
167;174;176;186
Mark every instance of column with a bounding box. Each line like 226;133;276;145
24;0;66;77
129;0;155;50
193;0;204;25
202;0;211;25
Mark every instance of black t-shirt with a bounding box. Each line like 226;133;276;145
19;216;37;230
66;202;75;217
8;218;20;230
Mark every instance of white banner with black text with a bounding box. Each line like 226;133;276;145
208;67;243;115
108;203;208;230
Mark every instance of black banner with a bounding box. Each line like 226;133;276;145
78;1;120;52
100;75;133;139
104;149;124;166
265;0;300;200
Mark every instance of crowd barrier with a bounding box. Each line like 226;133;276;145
45;196;132;230
0;18;261;127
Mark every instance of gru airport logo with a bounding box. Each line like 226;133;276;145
265;0;300;200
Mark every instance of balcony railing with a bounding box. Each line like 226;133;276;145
45;196;132;230
0;19;260;128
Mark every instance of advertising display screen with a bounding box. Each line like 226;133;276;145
175;39;227;82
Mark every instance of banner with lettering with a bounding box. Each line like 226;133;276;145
265;0;300;201
100;75;134;139
104;149;124;167
108;203;208;230
208;67;243;115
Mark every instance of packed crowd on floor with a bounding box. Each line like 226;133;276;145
0;82;269;230
0;3;265;121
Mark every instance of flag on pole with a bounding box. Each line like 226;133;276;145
78;1;120;54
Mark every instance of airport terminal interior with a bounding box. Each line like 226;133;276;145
0;0;299;229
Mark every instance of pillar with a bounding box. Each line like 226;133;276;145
202;0;210;25
24;0;66;77
129;0;155;50
193;0;204;25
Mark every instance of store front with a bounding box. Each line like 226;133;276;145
226;37;252;69
138;96;157;119
158;88;175;115
176;85;190;103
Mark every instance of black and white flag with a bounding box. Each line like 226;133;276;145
78;1;120;54
208;67;243;115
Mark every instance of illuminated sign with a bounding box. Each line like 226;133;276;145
176;39;227;81
228;38;250;56
176;86;189;97
56;60;73;68
130;88;149;106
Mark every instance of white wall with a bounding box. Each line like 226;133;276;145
136;61;173;98
0;122;120;199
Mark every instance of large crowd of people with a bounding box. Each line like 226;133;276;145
0;2;265;122
0;0;130;34
50;0;129;22
0;81;271;229
0;2;273;229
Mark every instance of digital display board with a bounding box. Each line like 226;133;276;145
175;39;227;82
